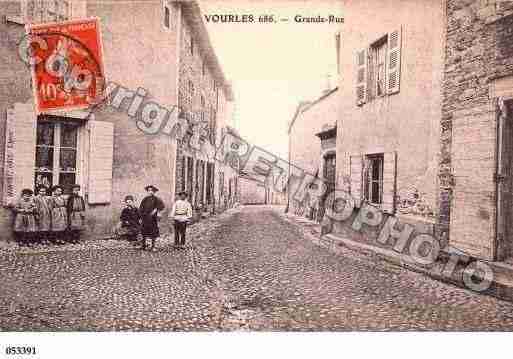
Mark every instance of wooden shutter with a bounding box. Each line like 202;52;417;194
350;155;363;208
2;103;37;206
356;49;367;105
387;28;402;95
88;120;114;204
382;151;397;214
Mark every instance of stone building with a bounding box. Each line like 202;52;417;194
287;89;338;219
0;0;234;240
334;0;445;238
440;0;513;262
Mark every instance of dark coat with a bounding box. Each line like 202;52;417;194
120;206;140;228
139;195;165;238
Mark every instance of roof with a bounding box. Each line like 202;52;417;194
287;87;338;133
181;1;234;101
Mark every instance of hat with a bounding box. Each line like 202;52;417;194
124;195;135;202
145;185;159;192
21;188;33;196
51;185;62;192
178;191;187;196
71;184;81;190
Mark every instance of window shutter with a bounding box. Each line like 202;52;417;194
350;155;363;207
382;151;397;214
2;103;36;206
88;120;114;204
387;28;402;95
356;49;367;106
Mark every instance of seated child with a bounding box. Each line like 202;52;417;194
119;195;141;242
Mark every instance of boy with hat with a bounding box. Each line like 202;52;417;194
67;184;86;243
139;185;165;251
119;195;141;242
170;191;193;249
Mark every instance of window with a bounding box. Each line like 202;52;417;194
186;157;194;194
164;5;170;28
356;28;402;105
323;153;336;185
210;107;216;144
35;120;79;194
364;154;383;205
206;163;214;204
10;0;71;24
188;80;194;97
368;36;387;101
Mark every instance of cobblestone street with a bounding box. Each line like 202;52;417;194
2;205;513;331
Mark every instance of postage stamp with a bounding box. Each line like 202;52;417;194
25;18;105;113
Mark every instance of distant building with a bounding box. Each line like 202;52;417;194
287;89;338;219
239;172;266;205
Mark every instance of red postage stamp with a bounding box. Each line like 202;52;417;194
26;18;105;113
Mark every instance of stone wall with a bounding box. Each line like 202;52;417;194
440;0;513;260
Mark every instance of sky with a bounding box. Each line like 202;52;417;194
200;1;343;159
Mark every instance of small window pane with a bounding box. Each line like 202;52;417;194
372;159;381;180
36;146;54;170
371;182;380;204
60;148;77;172
37;122;54;146
60;123;78;148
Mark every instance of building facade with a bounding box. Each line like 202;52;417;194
287;89;339;220
333;0;445;241
0;0;234;240
239;173;266;205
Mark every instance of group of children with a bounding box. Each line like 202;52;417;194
11;184;86;246
118;186;193;251
12;182;192;250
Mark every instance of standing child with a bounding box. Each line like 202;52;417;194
12;189;38;247
139;185;165;251
34;186;52;245
170;191;193;249
119;195;141;243
67;184;86;243
49;185;68;244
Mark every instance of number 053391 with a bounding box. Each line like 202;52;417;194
5;346;37;355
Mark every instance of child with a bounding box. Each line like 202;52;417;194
170;191;193;249
12;189;38;247
49;185;68;244
139;185;165;251
34;186;52;245
67;184;86;243
119;195;141;243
